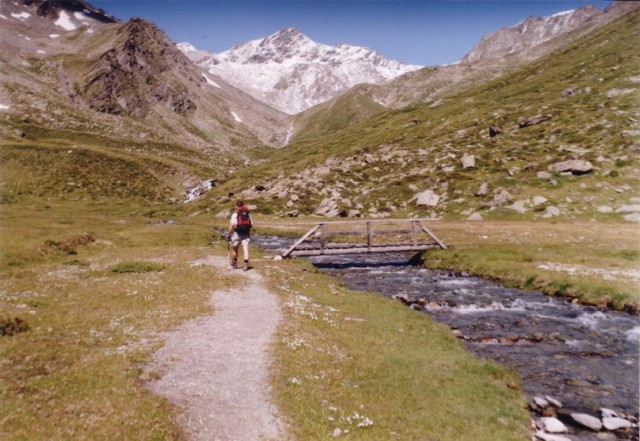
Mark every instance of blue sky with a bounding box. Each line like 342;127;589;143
89;0;608;66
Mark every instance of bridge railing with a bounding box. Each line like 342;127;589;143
281;219;447;258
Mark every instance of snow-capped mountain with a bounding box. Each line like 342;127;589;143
462;4;602;62
178;28;423;114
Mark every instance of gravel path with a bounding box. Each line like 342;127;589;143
147;256;288;441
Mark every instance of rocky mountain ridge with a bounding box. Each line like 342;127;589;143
179;28;423;114
462;4;602;63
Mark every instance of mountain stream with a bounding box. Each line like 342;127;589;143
253;235;639;440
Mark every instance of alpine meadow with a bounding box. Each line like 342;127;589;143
1;1;638;440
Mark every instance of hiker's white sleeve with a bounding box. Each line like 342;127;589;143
230;213;238;226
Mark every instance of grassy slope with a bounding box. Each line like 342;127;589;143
208;8;639;222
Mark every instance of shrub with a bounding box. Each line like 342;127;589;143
1;316;30;336
110;261;165;274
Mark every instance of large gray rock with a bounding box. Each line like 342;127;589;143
539;417;568;433
534;432;572;441
491;187;512;207
571;413;602;431
416;190;440;207
602;417;632;431
461;154;476;169
549;159;593;175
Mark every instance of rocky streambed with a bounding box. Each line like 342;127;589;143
253;236;639;440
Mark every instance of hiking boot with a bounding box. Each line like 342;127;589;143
231;259;238;269
243;262;249;271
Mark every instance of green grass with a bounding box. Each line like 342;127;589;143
419;220;640;311
264;259;529;440
0;202;237;440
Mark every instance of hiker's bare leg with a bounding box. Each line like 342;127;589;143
242;239;249;270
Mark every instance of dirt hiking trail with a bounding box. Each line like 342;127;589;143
147;256;289;441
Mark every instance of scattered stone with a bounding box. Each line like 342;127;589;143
489;125;502;137
539;417;568;433
467;212;483;221
549;159;593;175
284;210;299;217
545;396;563;409
332;427;342;437
602;417;632;431
571;413;602;431
561;87;579;97
616;205;640;214
532;196;548;207
537;171;553;180
491;187;512;207
597;206;613;213
534;396;550;408
416;190;440;207
605;88;634;98
600;408;619;419
519;114;551;128
623;213;640;223
254;185;266;192
534;432;571;441
543;206;561;218
475;182;489;197
461;153;475;169
508;200;528;213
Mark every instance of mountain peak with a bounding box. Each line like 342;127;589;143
180;29;422;114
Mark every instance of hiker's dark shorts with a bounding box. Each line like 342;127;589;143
231;231;250;247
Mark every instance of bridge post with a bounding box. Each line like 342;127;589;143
367;221;372;252
411;220;418;246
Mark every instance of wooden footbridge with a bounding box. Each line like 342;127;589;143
281;219;447;258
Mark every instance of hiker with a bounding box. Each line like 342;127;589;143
227;200;253;271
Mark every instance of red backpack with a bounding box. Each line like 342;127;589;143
235;206;252;234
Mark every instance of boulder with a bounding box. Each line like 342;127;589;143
539;417;568;433
549;159;593;175
545;396;563;409
508;200;528;213
532;196;548;206
461;154;475;169
519;114;551;128
571;413;602;431
467;212;483;221
491;187;512;207
475;182;489;196
537;171;553;180
534;432;572;441
543;206;561;218
489;125;502;137
561;87;579;97
602;417;632;431
416;190;440;207
616;205;640;213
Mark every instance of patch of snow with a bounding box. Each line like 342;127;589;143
551;9;575;18
49;34;60;39
0;104;10;111
37;50;46;54
202;74;221;88
231;111;242;123
0;14;9;20
74;11;91;23
11;12;31;20
55;11;77;31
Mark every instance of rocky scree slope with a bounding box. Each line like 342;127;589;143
202;6;639;224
